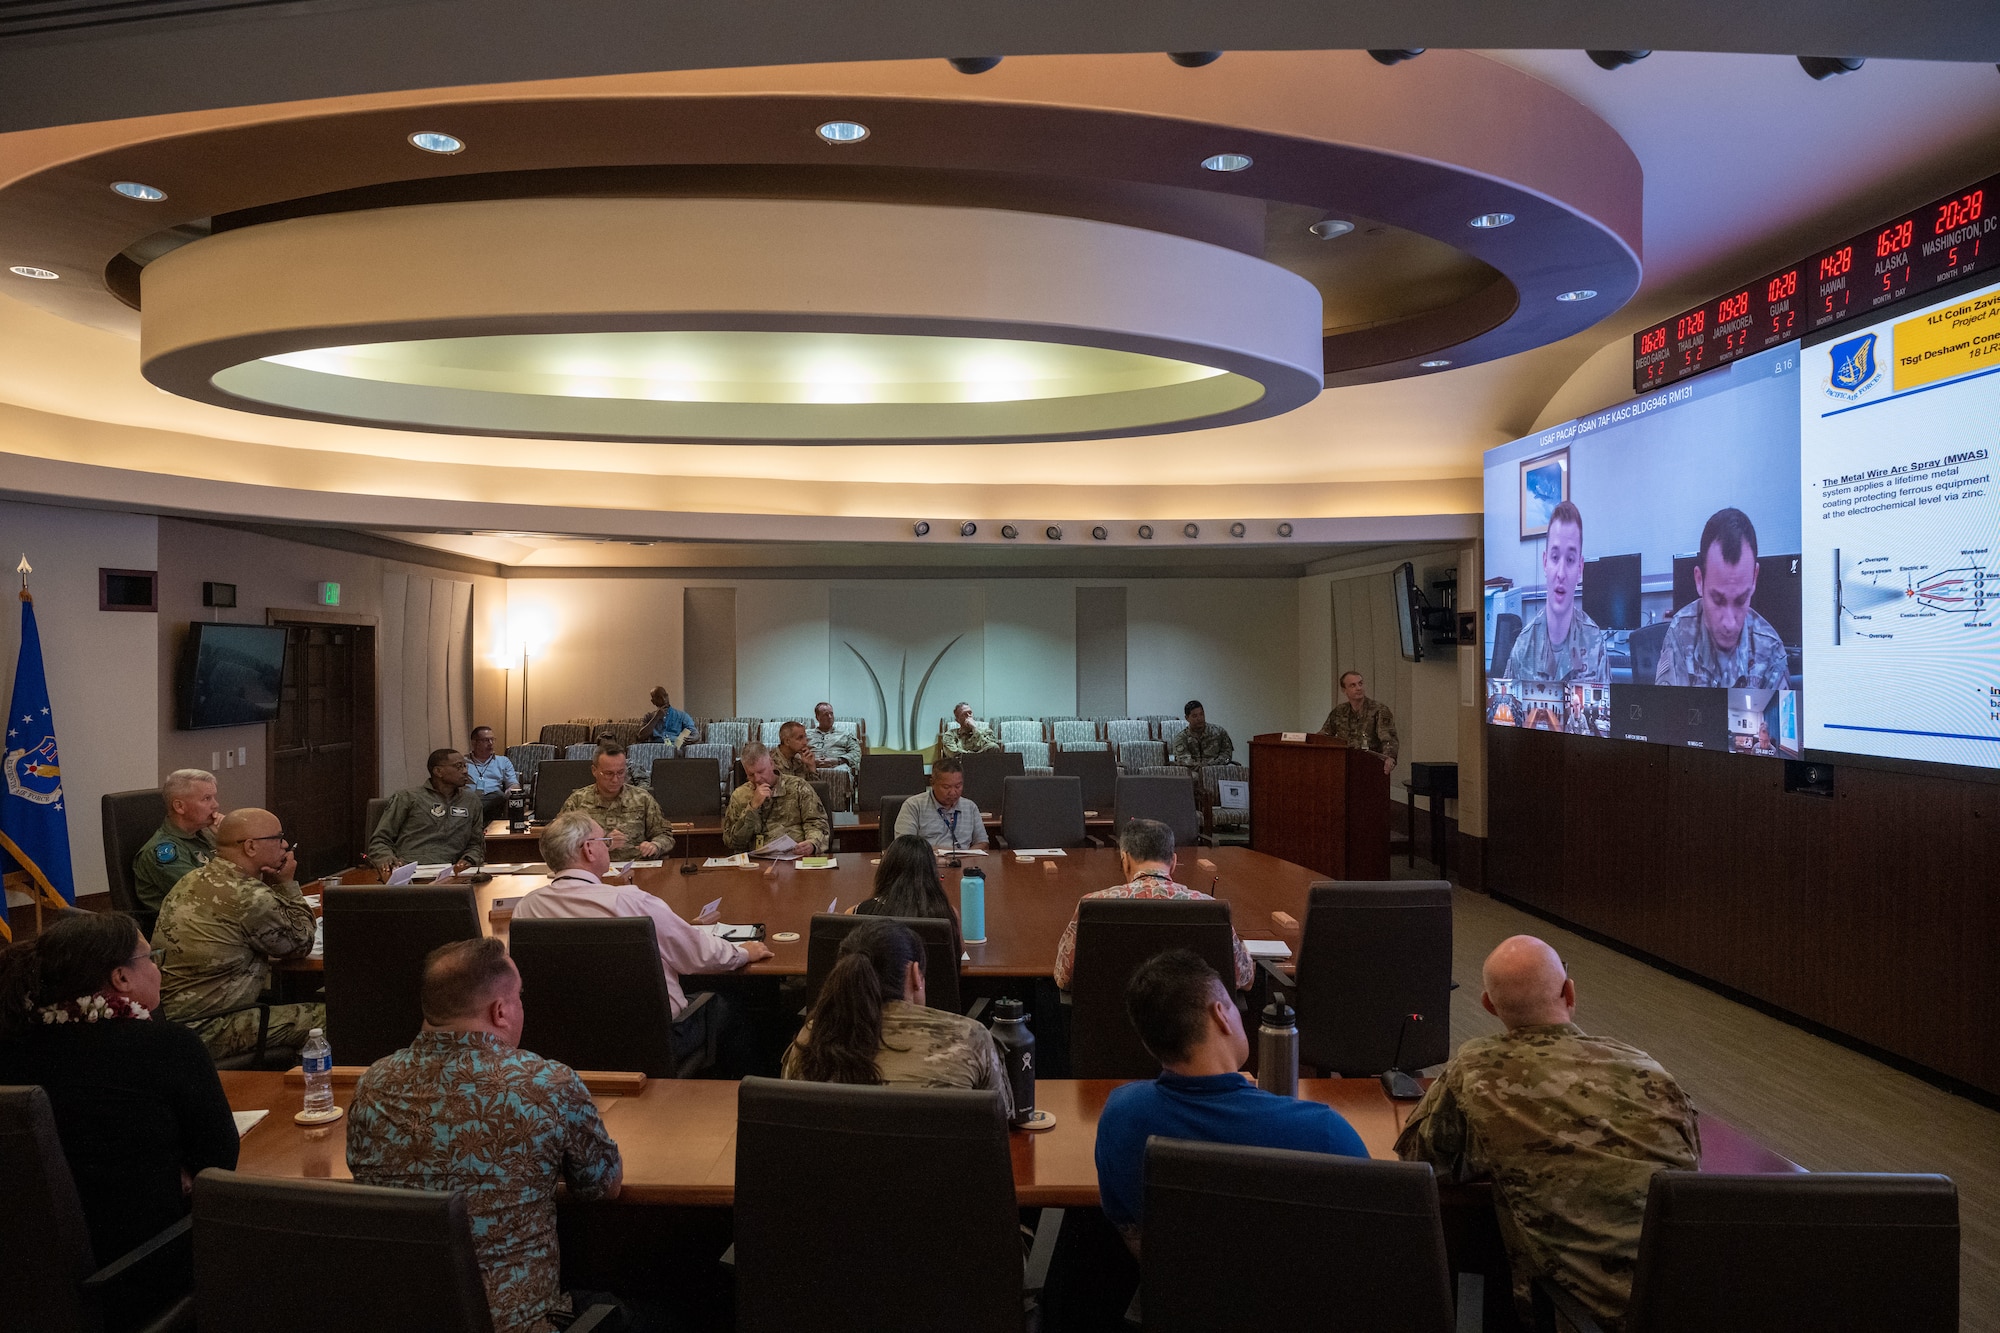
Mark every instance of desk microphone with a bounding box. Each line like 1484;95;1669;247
1380;1012;1426;1101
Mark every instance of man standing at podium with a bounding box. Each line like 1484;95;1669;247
1318;671;1398;776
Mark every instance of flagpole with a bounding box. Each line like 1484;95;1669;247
20;562;38;936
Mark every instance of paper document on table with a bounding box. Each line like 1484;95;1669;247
947;848;987;856
698;897;723;921
701;923;762;942
480;863;531;874
1013;848;1068;857
1244;939;1293;960
233;1109;269;1137
752;835;803;860
310;919;324;958
386;861;417;885
628;859;664;869
703;854;752;868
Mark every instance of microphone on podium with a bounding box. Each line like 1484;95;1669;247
1380;1011;1427;1101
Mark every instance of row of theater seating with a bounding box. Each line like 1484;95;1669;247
534;715;1200;753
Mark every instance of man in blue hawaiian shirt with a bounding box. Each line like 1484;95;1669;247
347;937;623;1333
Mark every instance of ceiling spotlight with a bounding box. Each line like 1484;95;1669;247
1469;212;1515;229
1091;526;1109;541
408;131;464;154
1309;219;1355;240
1586;50;1651;70
1798;56;1865;80
110;181;167;202
1555;289;1598;302
1276;522;1294;538
959;521;978;537
1168;51;1222;67
1420;358;1453;368
1229;522;1247;538
816;120;871;144
1001;524;1020;539
913;521;931;536
1201;153;1253;173
1046;525;1063;540
8;265;58;279
948;56;1002;74
1183;523;1201;539
1137;525;1155;540
1367;49;1425;66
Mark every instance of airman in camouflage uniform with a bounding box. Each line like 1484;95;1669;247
1653;599;1790;689
133;820;216;913
1319;673;1399;771
938;702;1000;759
776;719;852;811
723;743;831;854
1504;607;1609;684
1170;702;1235;768
783;998;1014;1116
805;703;863;774
154;807;323;1060
1397;936;1700;1331
559;744;674;856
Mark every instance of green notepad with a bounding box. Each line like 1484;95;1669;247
797;856;838;870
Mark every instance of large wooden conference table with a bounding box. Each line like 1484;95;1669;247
222;1071;1799;1207
482;812;1118;862
308;846;1309;978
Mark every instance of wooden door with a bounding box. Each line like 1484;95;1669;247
269;623;367;880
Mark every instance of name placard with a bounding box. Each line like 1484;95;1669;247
1281;731;1307;743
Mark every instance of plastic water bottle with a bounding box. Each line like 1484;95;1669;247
1256;991;1299;1098
959;866;987;944
989;998;1036;1127
301;1029;334;1116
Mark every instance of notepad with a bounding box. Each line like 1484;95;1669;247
1244;939;1293;960
797;856;837;870
233;1109;269;1137
703;854;752;868
700;923;761;942
1013;848;1068;857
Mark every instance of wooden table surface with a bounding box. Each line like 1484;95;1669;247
222;1072;1801;1208
307;846;1312;979
483;813;1117;861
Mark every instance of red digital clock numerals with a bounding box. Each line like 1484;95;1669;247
1717;291;1750;322
1935;189;1985;235
1818;246;1853;281
1638;326;1667;357
1875;219;1915;258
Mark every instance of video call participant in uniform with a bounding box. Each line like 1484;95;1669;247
133;768;220;913
558;742;673;858
1655;507;1791;690
1318;671;1399;776
1504;499;1607;685
893;755;988;852
463;726;519;822
722;742;830;856
369;749;486;874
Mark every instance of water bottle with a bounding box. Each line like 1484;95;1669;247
959;866;987;944
989;998;1036;1128
1256;991;1299;1098
301;1029;334;1116
506;786;529;834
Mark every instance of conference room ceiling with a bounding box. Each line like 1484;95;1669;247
0;47;1997;545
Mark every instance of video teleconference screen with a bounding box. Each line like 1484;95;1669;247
1483;344;1805;758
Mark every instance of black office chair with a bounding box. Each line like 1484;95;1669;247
321;886;481;1066
801;913;962;1014
1067;897;1239;1078
807;778;835;819
856;754;926;816
1288;881;1452;1077
734;1078;1026;1333
1537;1171;1959;1333
999;775;1088;849
191;1170;616;1332
1051;748;1117;813
530;759;593;823
362;797;392;846
1490;612;1523;676
879;794;918;841
1110;773;1200;847
0;1086;195;1333
509;917;716;1078
101;788;168;937
1143;1140;1480;1333
650;756;724;821
1627;621;1671;683
958;748;1023;815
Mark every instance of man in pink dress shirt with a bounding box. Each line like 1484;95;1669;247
512;810;772;1075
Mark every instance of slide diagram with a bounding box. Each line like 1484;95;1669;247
1833;548;1995;644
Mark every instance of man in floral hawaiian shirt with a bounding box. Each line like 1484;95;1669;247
347;937;623;1333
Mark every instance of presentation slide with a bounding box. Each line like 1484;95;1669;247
1800;279;2000;770
1483;344;1803;756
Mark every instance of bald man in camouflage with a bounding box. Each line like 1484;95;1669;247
1396;935;1700;1330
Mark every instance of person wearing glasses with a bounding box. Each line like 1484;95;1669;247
892;755;989;852
153;807;323;1061
368;748;486;875
0;910;238;1277
1396;935;1701;1331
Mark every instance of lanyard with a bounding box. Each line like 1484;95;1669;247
935;793;963;850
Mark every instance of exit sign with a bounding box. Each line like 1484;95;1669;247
317;581;341;607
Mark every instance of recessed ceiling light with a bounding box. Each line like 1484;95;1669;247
816;120;870;144
1001;524;1020;539
1137;525;1155;540
1420;358;1453;367
912;521;931;536
111;181;167;202
1469;212;1515;229
1309;219;1355;240
408;131;464;154
948;56;1002;74
1201;153;1253;173
1556;289;1598;302
1183;523;1201;538
8;265;58;280
1091;526;1109;541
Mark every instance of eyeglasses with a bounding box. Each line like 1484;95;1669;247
126;947;166;967
229;833;291;848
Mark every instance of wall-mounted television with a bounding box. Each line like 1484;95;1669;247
1391;561;1422;662
177;623;286;730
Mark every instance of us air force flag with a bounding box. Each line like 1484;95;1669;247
1;583;75;938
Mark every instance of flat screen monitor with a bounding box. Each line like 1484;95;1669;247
1391;561;1422;662
178;623;286;730
1581;554;1643;631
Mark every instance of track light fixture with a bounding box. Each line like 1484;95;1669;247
948;56;1002;74
1586;50;1651;70
1137;525;1155;540
1367;49;1425;66
912;521;931;536
959;521;977;537
1001;524;1020;539
1046;525;1063;540
1091;526;1109;541
1798;56;1865;80
1276;523;1294;538
1167;51;1222;67
1183;523;1201;539
1229;522;1247;538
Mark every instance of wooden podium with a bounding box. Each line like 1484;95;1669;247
1247;733;1391;880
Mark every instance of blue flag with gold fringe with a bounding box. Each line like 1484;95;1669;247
0;581;74;939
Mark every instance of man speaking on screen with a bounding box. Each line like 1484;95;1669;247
1656;507;1790;690
1505;500;1607;685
